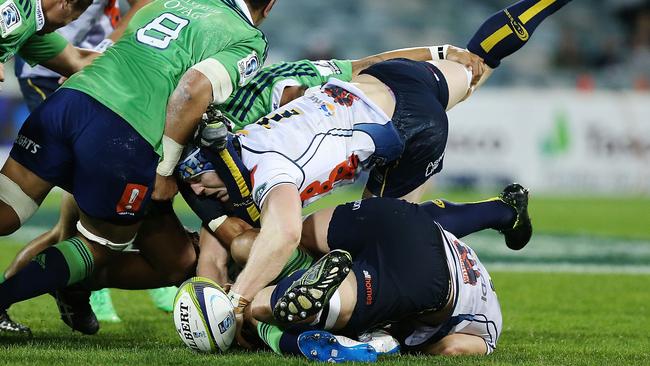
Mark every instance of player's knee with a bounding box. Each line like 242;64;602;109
166;249;197;285
435;344;465;356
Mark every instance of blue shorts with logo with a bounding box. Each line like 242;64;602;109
327;197;451;337
9;88;159;224
361;59;449;198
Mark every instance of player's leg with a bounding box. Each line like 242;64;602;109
3;192;78;279
467;0;572;69
426;59;472;110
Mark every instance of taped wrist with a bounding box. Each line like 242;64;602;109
156;135;184;176
429;44;450;60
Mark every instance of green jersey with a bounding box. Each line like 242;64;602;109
220;59;353;131
64;0;267;155
1;0;68;64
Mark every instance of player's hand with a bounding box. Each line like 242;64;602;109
234;312;252;349
446;46;486;87
152;174;178;201
0;63;5;82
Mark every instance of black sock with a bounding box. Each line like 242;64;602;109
0;238;94;310
467;0;572;68
420;198;515;238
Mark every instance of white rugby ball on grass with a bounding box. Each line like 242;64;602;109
173;277;236;353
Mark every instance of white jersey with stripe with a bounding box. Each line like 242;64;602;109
16;0;117;78
238;78;393;208
403;227;502;354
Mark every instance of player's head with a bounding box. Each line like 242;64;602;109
40;0;93;34
177;146;229;200
245;0;277;25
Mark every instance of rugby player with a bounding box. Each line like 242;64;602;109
249;197;506;361
0;0;276;335
2;0;158;332
185;0;571;343
0;0;101;85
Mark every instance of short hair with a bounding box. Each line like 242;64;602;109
247;0;273;12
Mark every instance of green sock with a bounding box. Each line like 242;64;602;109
55;237;95;285
272;248;314;285
257;322;285;355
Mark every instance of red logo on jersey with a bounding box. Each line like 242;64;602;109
454;239;481;285
104;0;120;28
323;86;359;107
300;155;359;202
116;183;148;216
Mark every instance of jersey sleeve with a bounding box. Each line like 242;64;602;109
17;32;69;66
250;156;303;208
310;59;353;83
191;41;264;104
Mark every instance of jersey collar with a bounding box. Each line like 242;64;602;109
232;0;254;25
35;0;45;31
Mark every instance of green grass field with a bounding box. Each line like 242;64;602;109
2;189;650;365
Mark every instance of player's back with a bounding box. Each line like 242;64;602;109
63;0;267;155
238;78;402;206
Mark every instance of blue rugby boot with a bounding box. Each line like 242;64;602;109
274;250;352;323
298;330;378;363
498;183;533;250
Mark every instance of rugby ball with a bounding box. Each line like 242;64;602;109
173;277;236;353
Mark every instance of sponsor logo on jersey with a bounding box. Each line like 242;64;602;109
218;313;234;334
312;60;342;77
319;103;335;117
363;270;373;305
1;0;22;38
253;182;268;204
238;52;260;86
453;239;481;286
323;85;359;107
116;183;148;216
504;9;529;41
14;135;40;154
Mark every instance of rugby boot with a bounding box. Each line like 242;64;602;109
498;183;533;250
273;250;352;323
359;329;400;355
148;286;178;313
298;330;378;363
52;287;99;335
90;288;121;323
0;310;32;337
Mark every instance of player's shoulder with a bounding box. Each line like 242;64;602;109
0;0;37;39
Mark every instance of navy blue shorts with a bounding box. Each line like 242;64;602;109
327;198;451;336
18;77;60;112
9;88;158;224
361;59;449;197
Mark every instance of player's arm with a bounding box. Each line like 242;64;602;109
229;184;302;345
351;45;485;86
39;45;101;77
152;69;214;200
0;63;4;82
424;333;489;356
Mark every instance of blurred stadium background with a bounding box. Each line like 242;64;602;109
1;1;649;364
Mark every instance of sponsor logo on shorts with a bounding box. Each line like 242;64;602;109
312;60;342;77
14;135;41;154
238;52;260;86
425;153;444;178
218;313;234;334
352;200;362;211
177;301;201;352
0;0;22;38
504;9;529;41
116;183;148;216
363;270;373;305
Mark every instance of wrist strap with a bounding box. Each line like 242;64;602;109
429;45;450;60
156;135;184;176
228;292;251;314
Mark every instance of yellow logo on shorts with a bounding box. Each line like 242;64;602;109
432;199;445;209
